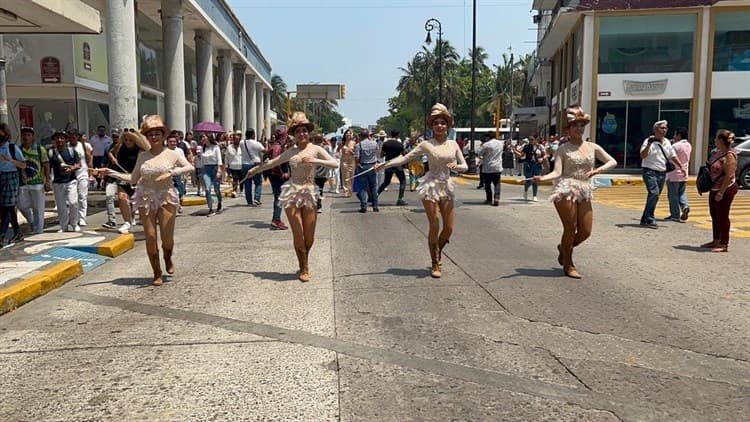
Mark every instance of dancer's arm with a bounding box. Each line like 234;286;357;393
449;141;469;172
378;142;425;170
246;147;295;177
536;149;563;182
589;144;617;177
302;145;338;168
170;150;194;176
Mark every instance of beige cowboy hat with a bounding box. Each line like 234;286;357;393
119;129;151;151
563;105;591;129
140;114;169;136
427;103;454;128
377;130;387;138
288;111;315;134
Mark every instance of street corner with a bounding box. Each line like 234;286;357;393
0;260;83;315
96;233;135;258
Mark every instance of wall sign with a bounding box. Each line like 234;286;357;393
733;104;750;120
623;79;668;95
40;56;61;83
601;113;618;134
599;91;611;97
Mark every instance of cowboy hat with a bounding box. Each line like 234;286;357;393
377;130;387;138
288;111;315;134
120;130;151;152
563;105;591;129
140;114;169;136
427;103;454;128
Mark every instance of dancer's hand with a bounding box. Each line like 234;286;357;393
245;167;257;179
585;169;600;178
532;175;542;182
373;162;384;172
155;172;172;182
447;162;458;170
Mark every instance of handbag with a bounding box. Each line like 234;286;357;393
697;151;731;193
655;141;676;173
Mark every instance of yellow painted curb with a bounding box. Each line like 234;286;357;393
98;233;135;258
0;261;84;315
182;197;206;206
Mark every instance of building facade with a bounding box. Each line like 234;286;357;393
530;0;750;171
2;0;273;143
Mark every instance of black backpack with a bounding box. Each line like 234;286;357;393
9;144;39;186
697;151;731;194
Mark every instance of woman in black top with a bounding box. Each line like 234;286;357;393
513;136;546;201
501;142;515;176
102;130;147;233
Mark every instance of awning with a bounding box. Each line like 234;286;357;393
537;10;580;59
1;0;101;34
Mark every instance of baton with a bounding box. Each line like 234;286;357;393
347;166;376;181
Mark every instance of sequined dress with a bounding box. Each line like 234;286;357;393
340;140;356;195
109;148;194;214
253;144;338;209
546;141;616;203
383;138;468;202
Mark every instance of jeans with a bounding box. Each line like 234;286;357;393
241;163;262;204
203;164;222;210
641;168;666;224
18;184;46;234
53;180;79;230
483;172;501;202
377;167;406;200
172;175;185;200
666;181;688;219
270;176;285;221
523;162;541;196
356;163;378;209
709;183;738;245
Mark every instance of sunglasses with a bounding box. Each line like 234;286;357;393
120;128;138;133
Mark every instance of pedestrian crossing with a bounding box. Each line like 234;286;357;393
593;185;750;238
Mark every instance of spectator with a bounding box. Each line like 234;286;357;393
478;131;504;206
48;130;81;233
639;120;685;228
702;130;738;252
666;127;692;222
0;124;27;246
17;127;50;235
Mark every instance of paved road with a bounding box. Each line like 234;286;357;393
1;180;748;421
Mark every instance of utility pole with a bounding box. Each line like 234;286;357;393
468;0;478;174
508;46;514;140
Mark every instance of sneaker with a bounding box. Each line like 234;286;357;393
476;185;484;190
533;196;538;202
11;231;24;243
73;225;82;232
253;199;262;206
79;220;87;227
217;202;222;212
396;199;408;206
277;221;289;230
317;207;323;214
270;220;282;230
118;222;131;234
102;220;117;229
492;200;500;206
178;205;183;214
680;207;690;222
359;208;367;213
207;209;216;217
373;207;380;212
231;192;237;198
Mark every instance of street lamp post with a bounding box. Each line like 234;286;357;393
414;51;430;137
424;18;443;104
468;0;478;174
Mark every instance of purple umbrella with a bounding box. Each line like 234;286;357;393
192;121;226;134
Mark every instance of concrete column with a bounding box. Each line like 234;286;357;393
105;0;139;129
264;88;271;139
246;74;257;132
580;15;595;141
218;50;234;131
161;0;186;132
233;65;246;132
195;30;214;123
256;81;264;134
694;7;712;171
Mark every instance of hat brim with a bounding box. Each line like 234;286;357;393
288;122;315;134
428;113;454;129
121;131;151;152
563;117;591;129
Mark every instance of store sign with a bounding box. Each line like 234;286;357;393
733;104;750;120
40;56;61;83
599;91;611;97
601;113;618;134
623;79;668;95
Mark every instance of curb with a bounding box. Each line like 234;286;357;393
98;233;135;257
181;188;235;207
0;261;83;315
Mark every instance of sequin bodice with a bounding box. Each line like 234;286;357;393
384;138;467;177
288;146;319;185
558;142;596;181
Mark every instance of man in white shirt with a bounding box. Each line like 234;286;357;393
226;130;244;198
639;120;685;228
240;129;266;206
67;129;93;226
89;125;112;169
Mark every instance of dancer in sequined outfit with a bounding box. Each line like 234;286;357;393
375;104;468;278
338;129;356;197
103;115;194;286
534;106;616;279
245;112;338;282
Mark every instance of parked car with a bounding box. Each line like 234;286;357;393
735;137;750;188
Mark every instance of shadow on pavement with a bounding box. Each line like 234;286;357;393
497;268;563;279
337;268;430;279
78;277;159;288
615;223;652;229
224;269;298;282
232;220;273;229
673;245;712;253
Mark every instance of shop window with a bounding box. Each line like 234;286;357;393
709;99;750;148
139;42;160;89
713;12;750;71
598;15;696;74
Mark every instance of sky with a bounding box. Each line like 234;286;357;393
227;0;535;127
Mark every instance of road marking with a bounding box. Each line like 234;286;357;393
594;186;750;238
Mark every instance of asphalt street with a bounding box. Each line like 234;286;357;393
1;180;748;421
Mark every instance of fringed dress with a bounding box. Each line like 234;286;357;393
382;138;468;202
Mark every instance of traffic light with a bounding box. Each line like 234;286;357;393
339;84;346;99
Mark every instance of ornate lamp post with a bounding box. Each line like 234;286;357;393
414;51;430;137
424;18;443;104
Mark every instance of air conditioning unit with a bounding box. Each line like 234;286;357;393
532;14;541;24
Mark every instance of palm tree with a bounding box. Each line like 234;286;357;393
270;74;289;121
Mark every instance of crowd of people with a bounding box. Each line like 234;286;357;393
0;103;742;281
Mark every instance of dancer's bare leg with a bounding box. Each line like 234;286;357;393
158;204;177;275
554;199;581;278
572;200;593;247
141;207;162;285
437;198;455;261
285;206;310;281
423;199;442;277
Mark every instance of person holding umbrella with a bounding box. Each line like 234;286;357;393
244;112;338;282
